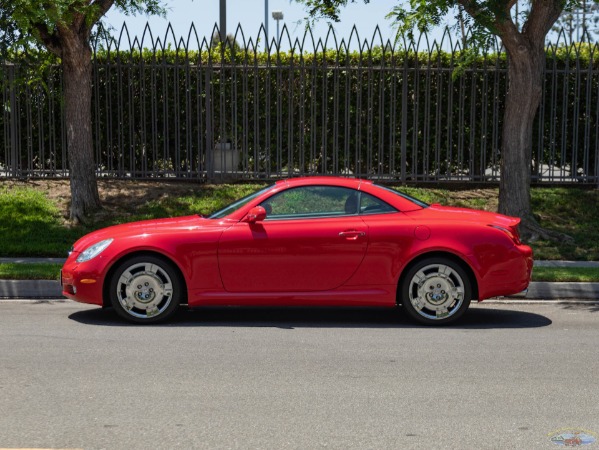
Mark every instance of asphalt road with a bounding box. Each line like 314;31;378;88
1;300;599;450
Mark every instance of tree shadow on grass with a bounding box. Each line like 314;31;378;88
69;305;552;329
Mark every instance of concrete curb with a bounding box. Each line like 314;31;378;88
524;282;599;300
1;280;598;301
0;280;63;299
0;257;67;264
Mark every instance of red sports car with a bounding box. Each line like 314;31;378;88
61;177;533;325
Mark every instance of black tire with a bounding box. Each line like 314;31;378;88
109;255;182;324
400;257;472;325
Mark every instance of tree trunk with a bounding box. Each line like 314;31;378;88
498;39;570;241
492;1;569;242
498;41;542;220
62;37;101;222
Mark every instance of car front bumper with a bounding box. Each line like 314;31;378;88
61;254;106;306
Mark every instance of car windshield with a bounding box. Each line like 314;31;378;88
374;184;429;208
208;185;275;219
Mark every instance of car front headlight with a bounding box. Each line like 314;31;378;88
76;238;114;263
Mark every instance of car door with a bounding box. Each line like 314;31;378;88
218;186;368;292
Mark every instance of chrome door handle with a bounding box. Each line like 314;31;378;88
339;230;366;240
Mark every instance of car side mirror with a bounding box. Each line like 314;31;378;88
245;206;267;223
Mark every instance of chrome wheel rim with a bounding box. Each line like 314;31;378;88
408;263;465;321
116;262;174;319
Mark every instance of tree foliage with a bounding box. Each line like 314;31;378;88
0;2;20;57
0;1;167;221
2;1;166;58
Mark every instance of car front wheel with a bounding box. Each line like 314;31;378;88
109;255;182;324
400;257;472;325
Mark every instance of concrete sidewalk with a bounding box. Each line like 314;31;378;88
0;258;598;300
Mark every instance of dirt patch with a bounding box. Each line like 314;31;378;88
450;188;499;211
3;179;206;221
3;179;501;220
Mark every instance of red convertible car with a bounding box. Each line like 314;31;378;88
61;177;533;325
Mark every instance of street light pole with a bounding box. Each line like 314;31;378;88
220;0;226;42
272;11;284;46
265;0;269;43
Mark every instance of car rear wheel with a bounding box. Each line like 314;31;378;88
109;255;182;324
400;257;471;325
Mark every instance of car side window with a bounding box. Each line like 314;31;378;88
360;192;397;215
261;186;359;219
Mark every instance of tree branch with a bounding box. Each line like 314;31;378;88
494;17;521;45
62;0;92;37
33;22;62;57
458;0;507;34
459;0;522;51
458;0;486;23
89;0;116;26
522;0;563;48
506;0;518;10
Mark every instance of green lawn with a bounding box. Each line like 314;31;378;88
530;188;599;261
0;186;82;256
1;264;598;282
1;181;598;261
0;263;62;280
532;267;599;282
0;182;262;257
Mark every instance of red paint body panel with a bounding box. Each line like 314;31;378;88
218;217;368;292
187;285;397;307
61;177;533;310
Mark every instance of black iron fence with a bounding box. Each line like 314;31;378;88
1;25;598;183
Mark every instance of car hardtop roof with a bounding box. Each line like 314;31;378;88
275;176;372;189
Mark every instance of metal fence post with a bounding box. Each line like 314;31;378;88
7;63;19;178
400;56;408;183
205;64;214;181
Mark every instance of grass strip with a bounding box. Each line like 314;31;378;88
532;267;599;283
0;263;62;280
1;263;598;283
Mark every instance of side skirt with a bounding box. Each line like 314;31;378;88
187;285;397;308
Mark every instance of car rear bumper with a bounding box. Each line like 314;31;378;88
477;244;533;300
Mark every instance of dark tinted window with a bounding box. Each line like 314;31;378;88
359;192;397;215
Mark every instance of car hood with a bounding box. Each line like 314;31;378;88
72;215;230;252
406;204;521;227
